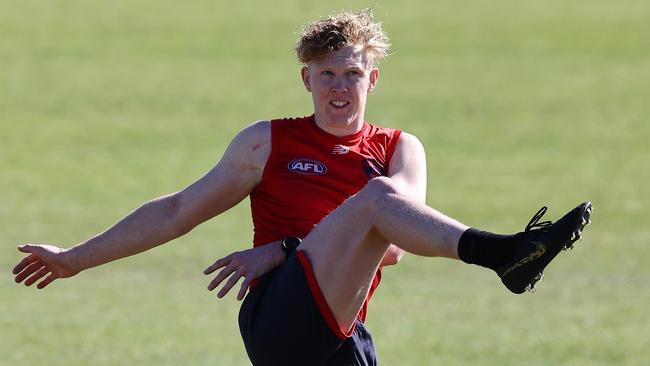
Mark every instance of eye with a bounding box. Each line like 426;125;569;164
321;70;334;77
347;70;361;76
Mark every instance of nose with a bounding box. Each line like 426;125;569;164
331;77;348;93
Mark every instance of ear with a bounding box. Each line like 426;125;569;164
368;67;379;92
301;66;312;92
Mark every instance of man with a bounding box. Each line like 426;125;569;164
12;9;592;366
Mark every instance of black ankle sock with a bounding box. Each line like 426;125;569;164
457;228;518;271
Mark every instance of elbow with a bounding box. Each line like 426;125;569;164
160;193;193;237
382;246;405;266
394;248;405;263
391;248;406;264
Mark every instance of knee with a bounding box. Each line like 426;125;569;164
366;176;400;195
360;176;400;210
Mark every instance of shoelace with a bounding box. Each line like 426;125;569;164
525;206;553;232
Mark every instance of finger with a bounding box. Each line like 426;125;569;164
12;253;38;274
18;244;37;253
14;261;44;283
204;256;231;275
24;267;51;287
207;265;236;291
236;276;252;301
217;270;244;298
37;274;57;289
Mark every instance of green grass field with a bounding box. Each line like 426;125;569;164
2;1;649;365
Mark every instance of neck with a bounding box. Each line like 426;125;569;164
313;114;365;137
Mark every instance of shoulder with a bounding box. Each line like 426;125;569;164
233;115;314;148
364;123;404;149
395;131;424;151
235;120;271;143
224;120;271;172
230;120;271;152
389;131;426;170
365;120;419;146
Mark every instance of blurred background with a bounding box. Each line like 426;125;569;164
1;0;648;365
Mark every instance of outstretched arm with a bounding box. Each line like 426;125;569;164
380;132;428;266
13;121;271;288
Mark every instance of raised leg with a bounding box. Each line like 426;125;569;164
300;176;468;331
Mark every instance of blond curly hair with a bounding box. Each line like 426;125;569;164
295;9;391;66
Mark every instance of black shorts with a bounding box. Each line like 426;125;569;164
238;250;377;366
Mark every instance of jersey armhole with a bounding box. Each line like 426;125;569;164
259;120;280;183
385;129;403;173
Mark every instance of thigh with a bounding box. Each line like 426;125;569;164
239;253;347;366
324;320;378;366
299;183;391;331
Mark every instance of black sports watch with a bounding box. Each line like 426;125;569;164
281;236;302;259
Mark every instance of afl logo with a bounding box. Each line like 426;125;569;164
288;159;327;175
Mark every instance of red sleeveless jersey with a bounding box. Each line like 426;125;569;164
249;115;402;321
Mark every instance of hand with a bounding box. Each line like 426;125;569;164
12;244;79;289
204;241;285;301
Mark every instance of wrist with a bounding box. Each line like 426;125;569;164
272;241;287;266
62;246;85;275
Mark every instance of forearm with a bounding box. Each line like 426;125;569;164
65;194;187;272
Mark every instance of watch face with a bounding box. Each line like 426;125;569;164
283;236;301;251
285;237;300;246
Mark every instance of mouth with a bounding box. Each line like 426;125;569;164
329;100;350;109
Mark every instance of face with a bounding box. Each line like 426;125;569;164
301;45;379;134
